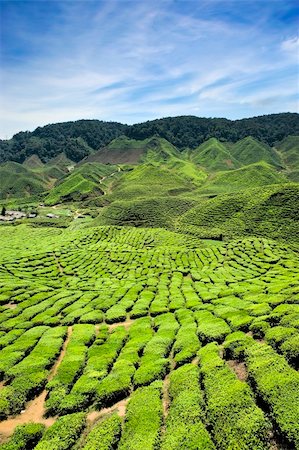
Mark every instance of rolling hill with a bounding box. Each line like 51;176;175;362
230;136;282;167
191;138;240;171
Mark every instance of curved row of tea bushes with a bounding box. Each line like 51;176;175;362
0;329;23;350
0;326;49;379
95;318;153;408
0;423;45;450
198;342;270;449
118;381;163;450
34;412;86;450
130;289;155;318
161;364;215;450
81;413;122;450
173;309;200;366
106;284;143;323
46;324;95;415
225;333;299;448
195;310;231;343
133;314;179;387
31;291;82;327
58;326;127;413
0;327;66;418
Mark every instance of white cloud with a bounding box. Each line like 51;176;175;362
0;1;298;138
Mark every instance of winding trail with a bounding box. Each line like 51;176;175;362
87;398;129;423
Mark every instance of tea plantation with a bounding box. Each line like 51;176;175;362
0;224;298;449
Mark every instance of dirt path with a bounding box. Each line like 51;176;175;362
3;303;17;310
87;398;129;423
0;326;73;440
107;319;134;330
162;374;170;421
227;359;248;382
53;252;64;276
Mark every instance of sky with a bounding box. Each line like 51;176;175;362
0;0;298;138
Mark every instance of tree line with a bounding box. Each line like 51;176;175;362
0;113;298;163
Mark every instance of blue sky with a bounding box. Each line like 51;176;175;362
0;0;298;138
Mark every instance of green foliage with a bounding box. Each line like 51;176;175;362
118;381;163;450
161;364;215;449
82;413;122;450
0;423;45;450
191;138;240;171
244;340;299;448
44;163;115;205
199;342;270;449
34;412;86;450
230;136;282;167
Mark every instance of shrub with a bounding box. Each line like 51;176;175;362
195;310;231;343
118;381;163;450
198;342;270;449
0;423;45;450
34;413;86;450
82;413;122;450
244;339;299;448
161;364;215;449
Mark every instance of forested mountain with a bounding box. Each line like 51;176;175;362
1;113;298;163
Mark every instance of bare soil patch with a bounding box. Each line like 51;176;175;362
107;319;134;330
87;398;129;423
3;303;17;310
227;359;248;381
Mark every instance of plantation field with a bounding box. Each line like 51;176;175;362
0;224;298;449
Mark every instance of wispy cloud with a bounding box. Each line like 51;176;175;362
0;0;298;138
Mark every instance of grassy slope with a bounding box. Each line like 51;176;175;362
177;183;299;243
0;162;48;199
82;136;181;165
198;161;288;194
275;135;299;181
23;154;44;169
191;138;241;171
44;163;117;205
230;136;282;167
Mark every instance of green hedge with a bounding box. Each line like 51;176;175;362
0;423;45;450
34;412;86;450
198;342;270;449
161;364;215;449
82;413;122;450
118;381;163;450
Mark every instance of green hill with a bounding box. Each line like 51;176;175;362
94;196;197;229
191;138;241;171
82;136;180;165
108;162;197;202
177;183;299;243
23;154;44;169
198;161;288;194
47;152;75;171
230;136;282;167
275;135;299;169
0;162;47;199
44;162;117;205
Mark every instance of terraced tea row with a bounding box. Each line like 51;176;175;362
0;225;298;449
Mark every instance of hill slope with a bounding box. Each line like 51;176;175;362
0;162;48;199
230;136;282;167
191;138;240;171
198;161;288;194
44;162;118;205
